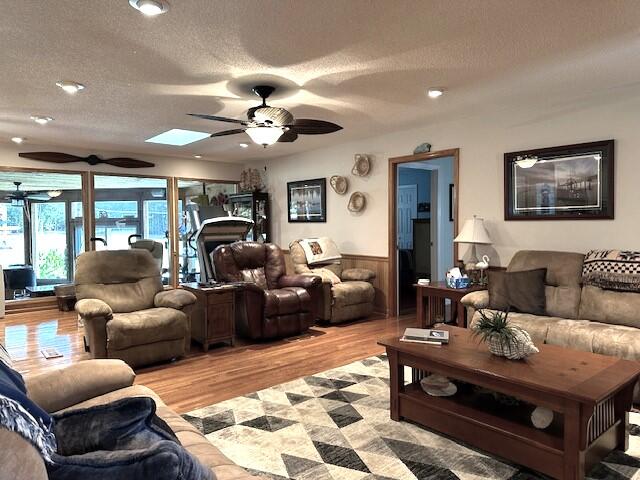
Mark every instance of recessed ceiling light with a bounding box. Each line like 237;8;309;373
427;88;445;99
129;0;169;16
145;128;210;146
239;143;249;148
193;155;202;159
11;137;25;144
56;80;85;94
31;115;54;125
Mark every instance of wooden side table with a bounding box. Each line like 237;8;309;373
415;281;484;328
182;283;237;351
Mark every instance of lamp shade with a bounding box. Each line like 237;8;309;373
454;216;492;245
245;126;284;147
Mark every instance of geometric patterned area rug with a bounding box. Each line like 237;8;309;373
183;354;640;479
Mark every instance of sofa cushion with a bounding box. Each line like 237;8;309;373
470;310;559;344
579;285;640;328
263;287;311;317
107;308;188;350
507;250;584;319
487;269;546;315
332;281;375;308
546;319;640;361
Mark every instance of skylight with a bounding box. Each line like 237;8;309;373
145;129;210;146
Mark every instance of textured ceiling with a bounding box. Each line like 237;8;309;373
1;0;639;163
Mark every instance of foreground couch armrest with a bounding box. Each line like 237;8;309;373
278;274;322;290
154;288;197;309
342;268;376;282
26;359;135;413
75;298;113;319
461;290;490;309
0;429;47;479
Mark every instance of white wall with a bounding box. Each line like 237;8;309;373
252;94;640;266
0;143;243;180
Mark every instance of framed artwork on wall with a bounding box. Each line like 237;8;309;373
287;178;327;222
504;139;614;220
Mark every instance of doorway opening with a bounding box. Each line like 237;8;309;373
388;149;459;316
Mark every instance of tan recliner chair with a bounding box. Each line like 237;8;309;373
74;250;196;368
289;239;376;323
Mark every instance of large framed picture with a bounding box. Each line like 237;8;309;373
287;178;327;223
504;140;614;220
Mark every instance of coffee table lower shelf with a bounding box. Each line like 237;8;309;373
398;382;623;479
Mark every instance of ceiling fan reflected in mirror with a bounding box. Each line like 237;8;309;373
188;85;343;147
4;182;61;203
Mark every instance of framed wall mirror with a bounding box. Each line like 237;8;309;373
175;178;238;284
0;168;86;301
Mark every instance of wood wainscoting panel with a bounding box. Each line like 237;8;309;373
282;250;389;315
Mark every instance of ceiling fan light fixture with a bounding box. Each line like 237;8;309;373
47;190;62;198
130;0;168;16
56;80;85;94
245;126;284;147
427;87;445;99
31;115;54;125
11;137;25;144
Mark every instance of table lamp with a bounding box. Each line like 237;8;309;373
454;215;492;269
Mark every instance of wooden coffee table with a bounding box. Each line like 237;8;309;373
379;326;640;480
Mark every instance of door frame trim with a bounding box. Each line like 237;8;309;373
387;148;460;316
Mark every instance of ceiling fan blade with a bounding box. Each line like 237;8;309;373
26;193;51;201
287;119;343;135
188;113;247;125
253;107;294;127
210;128;246;138
103;158;155;168
18;152;86;163
278;130;298;143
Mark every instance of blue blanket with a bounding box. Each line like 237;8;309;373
48;396;213;480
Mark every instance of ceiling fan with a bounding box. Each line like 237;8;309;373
4;182;59;203
188;85;343;147
18;152;155;168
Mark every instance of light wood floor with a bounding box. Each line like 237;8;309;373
2;309;414;414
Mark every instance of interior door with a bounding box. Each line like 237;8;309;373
397;185;417;249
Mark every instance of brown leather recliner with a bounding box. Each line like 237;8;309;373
213;241;322;340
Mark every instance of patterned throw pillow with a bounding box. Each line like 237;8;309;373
582;250;640;292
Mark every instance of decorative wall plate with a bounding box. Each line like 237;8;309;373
329;175;348;195
348;191;366;212
352;154;371;176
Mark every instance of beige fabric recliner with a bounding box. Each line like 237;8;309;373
289;239;376;323
74;249;196;368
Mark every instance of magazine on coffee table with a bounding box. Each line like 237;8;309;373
400;328;449;345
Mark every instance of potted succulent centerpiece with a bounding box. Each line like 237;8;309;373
472;309;539;360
